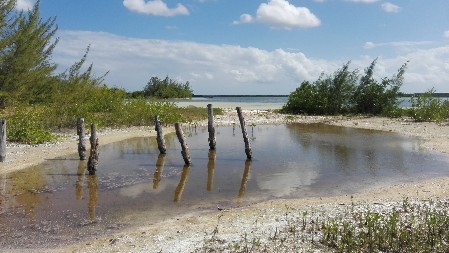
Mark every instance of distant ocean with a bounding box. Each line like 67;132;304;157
171;96;289;110
171;96;447;110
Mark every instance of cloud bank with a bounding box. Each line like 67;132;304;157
15;0;35;11
53;31;449;94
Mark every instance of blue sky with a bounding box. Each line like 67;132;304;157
17;0;449;94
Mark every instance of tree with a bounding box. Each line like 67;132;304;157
143;76;193;99
0;0;58;104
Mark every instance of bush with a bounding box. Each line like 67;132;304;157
408;89;449;122
6;106;58;144
281;60;408;116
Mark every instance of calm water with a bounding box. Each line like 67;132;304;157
1;124;448;248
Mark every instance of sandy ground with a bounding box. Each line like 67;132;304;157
2;110;449;252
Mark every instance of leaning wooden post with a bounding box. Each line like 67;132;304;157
207;104;216;150
77;118;87;160
175;123;192;165
87;123;99;175
154;115;166;154
236;107;252;160
0;119;5;162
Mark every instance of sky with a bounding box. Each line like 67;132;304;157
16;0;449;95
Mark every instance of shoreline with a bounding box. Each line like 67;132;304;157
2;110;449;252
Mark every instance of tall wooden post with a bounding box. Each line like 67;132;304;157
207;104;216;150
77;118;87;160
175;123;192;165
87;123;99;175
154;115;166;154
236;107;252;160
0;119;5;162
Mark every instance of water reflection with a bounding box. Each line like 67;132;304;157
174;165;190;202
153;154;166;190
207;150;216;191
87;175;98;220
237;159;252;203
1;124;449;249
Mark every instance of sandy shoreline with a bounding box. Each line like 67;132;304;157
2;110;449;252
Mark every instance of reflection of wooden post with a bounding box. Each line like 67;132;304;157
175;123;192;165
0;119;5;162
236;107;252;160
238;159;252;203
87;123;99;175
207;104;216;150
155;116;166;154
77;118;87;160
76;160;86;200
153;154;166;189
87;175;98;220
174;165;190;202
207;149;216;192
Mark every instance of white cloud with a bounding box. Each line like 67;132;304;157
234;0;320;29
233;14;254;25
363;41;433;50
15;0;35;11
345;0;380;3
444;30;449;39
53;30;449;94
123;0;189;17
381;2;400;13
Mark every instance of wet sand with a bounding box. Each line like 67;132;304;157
1;110;449;252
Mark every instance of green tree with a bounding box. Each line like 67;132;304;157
0;0;58;104
143;76;193;99
352;59;407;115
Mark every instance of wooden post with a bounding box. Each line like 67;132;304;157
154;115;166;154
87;123;99;175
0;119;5;162
77;118;87;160
175;123;192;165
207;104;216;150
236;107;252;160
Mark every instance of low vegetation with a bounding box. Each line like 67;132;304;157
198;199;449;252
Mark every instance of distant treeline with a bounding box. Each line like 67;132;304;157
402;93;449;97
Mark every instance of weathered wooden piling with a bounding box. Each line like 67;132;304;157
236;107;252;160
175;123;192;165
154;115;166;154
207;149;216;192
87;123;99;175
77;118;87;160
207;104;216;150
0;119;5;162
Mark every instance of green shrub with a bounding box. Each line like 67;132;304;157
6;106;58;144
406;89;449;122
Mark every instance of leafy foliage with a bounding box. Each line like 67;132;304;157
144;76;193;99
282;60;408;116
0;0;58;104
6;105;57;144
406;88;449;122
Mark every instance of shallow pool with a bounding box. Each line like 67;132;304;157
1;123;448;248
